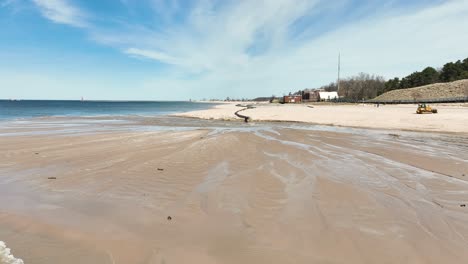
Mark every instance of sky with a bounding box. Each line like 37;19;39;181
0;0;467;100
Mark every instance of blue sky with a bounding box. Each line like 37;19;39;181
0;0;467;100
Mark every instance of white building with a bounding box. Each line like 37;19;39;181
318;91;339;101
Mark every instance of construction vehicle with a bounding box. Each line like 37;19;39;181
416;103;437;114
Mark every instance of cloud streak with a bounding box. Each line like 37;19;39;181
32;0;87;27
6;0;468;99
106;0;468;98
125;47;184;66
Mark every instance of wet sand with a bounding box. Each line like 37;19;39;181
1;119;468;263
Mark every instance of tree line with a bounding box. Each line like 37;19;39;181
311;57;468;101
383;57;468;94
316;73;386;101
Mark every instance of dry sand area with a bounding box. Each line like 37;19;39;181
1;122;468;263
175;103;468;133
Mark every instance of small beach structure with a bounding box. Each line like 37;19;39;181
302;89;320;102
318;91;338;101
283;95;302;103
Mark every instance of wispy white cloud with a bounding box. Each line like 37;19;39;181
32;0;87;27
125;47;183;66
114;0;321;72
102;0;468;98
4;0;468;100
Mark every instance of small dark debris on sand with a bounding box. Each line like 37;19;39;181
47;177;57;180
35;152;39;155
389;134;400;138
167;216;172;221
433;200;443;208
157;168;164;171
461;204;466;207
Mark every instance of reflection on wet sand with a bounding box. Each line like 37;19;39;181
1;117;468;263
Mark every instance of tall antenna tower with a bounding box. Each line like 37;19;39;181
337;52;341;95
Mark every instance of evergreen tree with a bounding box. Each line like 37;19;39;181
420;67;439;85
462;58;468;71
383;77;400;93
440;62;461;82
384;57;467;91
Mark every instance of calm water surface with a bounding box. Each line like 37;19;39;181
0;100;215;120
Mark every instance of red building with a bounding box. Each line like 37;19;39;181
283;95;302;103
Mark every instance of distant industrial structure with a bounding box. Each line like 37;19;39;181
255;88;340;104
301;90;339;102
281;53;341;104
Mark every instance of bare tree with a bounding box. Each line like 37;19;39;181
320;82;337;92
287;72;386;101
334;73;385;101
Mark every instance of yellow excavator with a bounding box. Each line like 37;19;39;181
416;103;437;114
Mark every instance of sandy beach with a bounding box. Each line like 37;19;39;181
3;0;468;262
174;103;468;133
1;117;468;263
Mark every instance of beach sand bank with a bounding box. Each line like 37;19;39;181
173;103;468;133
1;122;468;263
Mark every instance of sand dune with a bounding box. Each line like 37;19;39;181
370;79;468;102
1;123;468;263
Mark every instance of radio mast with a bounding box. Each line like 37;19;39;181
337;52;341;95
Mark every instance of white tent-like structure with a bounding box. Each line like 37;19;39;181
318;91;339;101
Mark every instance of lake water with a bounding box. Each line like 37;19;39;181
0;100;215;120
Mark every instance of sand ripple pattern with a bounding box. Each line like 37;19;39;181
0;124;468;264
